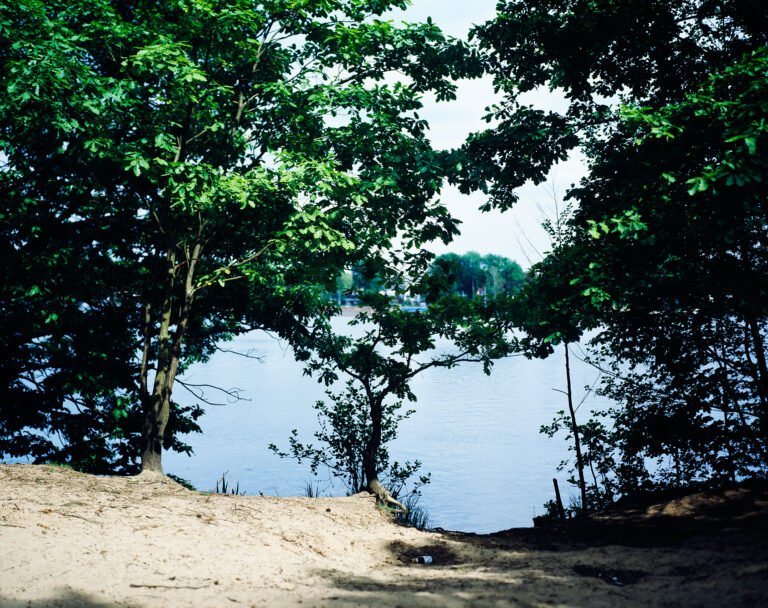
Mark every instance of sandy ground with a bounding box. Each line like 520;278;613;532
1;464;767;607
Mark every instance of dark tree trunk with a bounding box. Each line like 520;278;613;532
139;243;201;474
141;323;174;473
565;343;589;512
141;405;167;473
141;364;175;473
362;397;381;493
362;394;406;513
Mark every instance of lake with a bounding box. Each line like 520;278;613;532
165;316;609;533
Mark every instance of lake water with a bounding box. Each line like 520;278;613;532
165;317;609;533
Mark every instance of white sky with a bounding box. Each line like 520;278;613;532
386;0;586;268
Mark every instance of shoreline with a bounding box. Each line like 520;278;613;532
1;464;767;606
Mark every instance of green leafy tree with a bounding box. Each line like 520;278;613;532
269;380;429;499
563;50;768;489
464;0;768;209
279;290;515;510
0;0;478;473
468;0;768;495
431;252;525;298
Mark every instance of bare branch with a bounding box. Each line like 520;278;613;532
330;67;378;88
575;372;602;413
146;201;166;236
176;379;250;406
214;346;265;361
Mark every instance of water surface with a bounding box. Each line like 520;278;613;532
165;317;608;533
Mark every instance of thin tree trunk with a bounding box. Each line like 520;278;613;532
362;395;382;491
362;394;406;513
747;316;768;435
140;243;201;473
714;356;737;482
565;343;588;513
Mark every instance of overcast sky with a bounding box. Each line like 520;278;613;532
384;0;586;268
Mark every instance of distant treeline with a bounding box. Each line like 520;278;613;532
336;253;525;301
429;253;525;299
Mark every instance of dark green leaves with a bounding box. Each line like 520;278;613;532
0;0;481;471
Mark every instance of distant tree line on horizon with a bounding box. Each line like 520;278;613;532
333;252;526;304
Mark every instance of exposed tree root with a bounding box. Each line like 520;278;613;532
369;479;408;514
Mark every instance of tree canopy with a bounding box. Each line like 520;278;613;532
471;0;768;497
2;0;766;507
0;0;478;473
429;252;525;299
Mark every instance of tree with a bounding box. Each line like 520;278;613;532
270;380;429;500
467;0;768;495
279;289;516;510
0;0;478;473
463;0;768;210
431;252;525;298
505;213;596;511
566;50;768;488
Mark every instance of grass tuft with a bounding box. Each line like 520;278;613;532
395;493;431;530
215;471;245;495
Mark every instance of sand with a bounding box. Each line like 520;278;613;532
1;464;767;607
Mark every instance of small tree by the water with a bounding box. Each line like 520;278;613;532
274;291;516;511
270;381;429;501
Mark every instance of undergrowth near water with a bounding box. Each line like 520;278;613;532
215;471;245;495
167;473;196;491
303;480;329;498
395;493;431;530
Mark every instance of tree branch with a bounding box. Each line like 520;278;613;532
214;346;265;361
139;301;153;404
176;379;250;406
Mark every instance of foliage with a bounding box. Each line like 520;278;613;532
566;49;768;490
275;286;516;506
472;0;768;497
270;381;429;496
395;492;431;530
0;0;479;472
166;473;197;491
539;499;562;521
541;408;617;510
464;0;768;209
303;480;328;498
429;252;525;299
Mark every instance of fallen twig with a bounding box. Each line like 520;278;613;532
129;583;209;590
53;511;101;525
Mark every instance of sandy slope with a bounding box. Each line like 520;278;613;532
1;464;767;607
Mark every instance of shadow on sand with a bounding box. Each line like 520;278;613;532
0;590;118;608
316;486;768;608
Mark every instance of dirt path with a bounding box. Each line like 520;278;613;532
1;464;766;607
